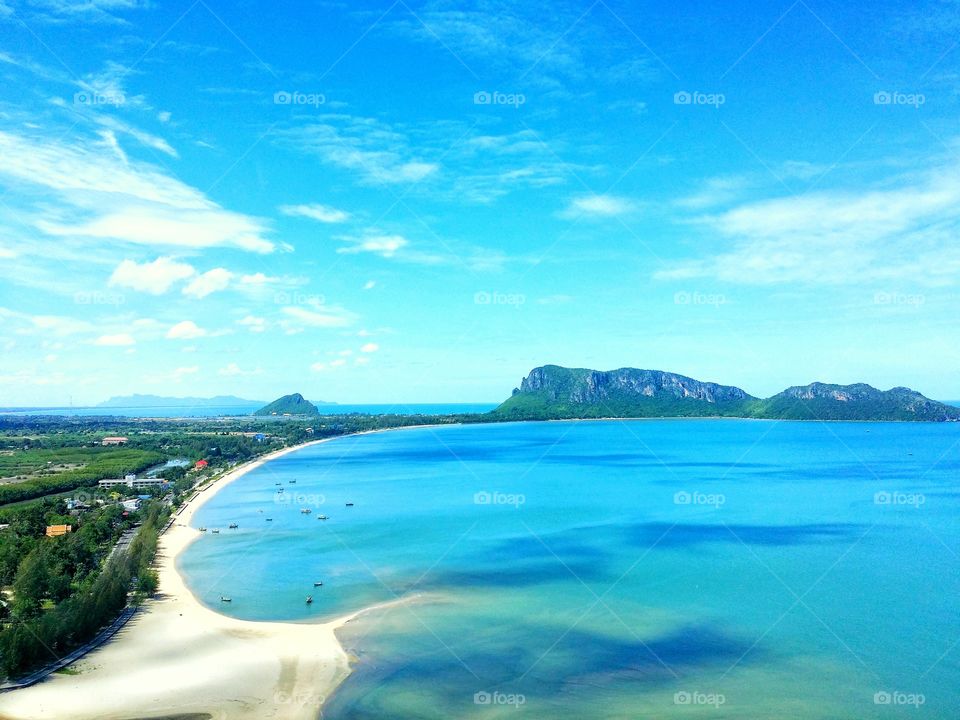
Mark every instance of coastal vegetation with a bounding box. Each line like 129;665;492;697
493;365;960;422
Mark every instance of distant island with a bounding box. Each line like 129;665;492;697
493;365;960;422
254;393;321;417
98;394;264;408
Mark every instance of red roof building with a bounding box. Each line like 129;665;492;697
194;459;208;469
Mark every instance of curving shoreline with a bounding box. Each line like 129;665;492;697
0;428;438;720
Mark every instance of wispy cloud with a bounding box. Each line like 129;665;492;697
280;203;351;223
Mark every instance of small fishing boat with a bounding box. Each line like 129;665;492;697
317;515;328;520
345;502;354;507
266;518;273;521
314;581;323;587
199;527;207;532
211;529;220;534
277;488;285;493
289;479;297;484
275;482;282;486
228;523;238;529
300;508;312;514
306;595;313;604
220;596;232;602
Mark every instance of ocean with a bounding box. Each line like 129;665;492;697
179;419;960;718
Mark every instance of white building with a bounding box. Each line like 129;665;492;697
99;474;168;490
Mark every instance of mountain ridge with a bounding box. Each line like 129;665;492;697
494;365;960;422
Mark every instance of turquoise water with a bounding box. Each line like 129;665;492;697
180;420;960;718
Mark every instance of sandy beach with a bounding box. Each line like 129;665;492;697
0;434;419;720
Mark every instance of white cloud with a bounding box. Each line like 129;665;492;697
280;203;351;223
0;130;275;254
166;320;207;339
173;366;199;381
560;194;634;219
94;333;135;346
183;268;233;299
282;306;353;328
337;235;408;258
360;342;379;353
109;257;195;295
329;358;347;368
659;163;960;285
363;280;376;290
218;362;263;377
238;315;267;332
279;116;439;185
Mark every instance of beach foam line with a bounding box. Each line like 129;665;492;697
0;426;448;720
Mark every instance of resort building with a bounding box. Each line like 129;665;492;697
98;474;168;490
45;524;73;537
101;436;129;446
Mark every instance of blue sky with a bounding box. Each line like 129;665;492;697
1;0;959;405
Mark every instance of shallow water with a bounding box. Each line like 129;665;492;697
180;420;960;718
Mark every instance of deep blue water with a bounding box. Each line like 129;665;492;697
180;420;960;718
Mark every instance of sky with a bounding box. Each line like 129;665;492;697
0;0;959;406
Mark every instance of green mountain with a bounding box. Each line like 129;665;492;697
755;383;960;421
253;393;320;417
493;365;960;422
